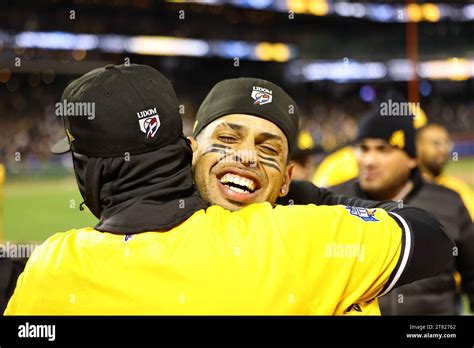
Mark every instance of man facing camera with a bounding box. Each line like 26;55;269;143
190;78;407;213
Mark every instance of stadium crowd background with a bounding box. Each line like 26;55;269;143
1;79;473;175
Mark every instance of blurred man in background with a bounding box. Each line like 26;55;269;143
311;95;429;189
290;131;324;181
416;123;474;220
330;110;474;315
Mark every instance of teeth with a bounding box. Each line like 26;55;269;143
237;177;247;188
220;173;256;192
229;186;246;193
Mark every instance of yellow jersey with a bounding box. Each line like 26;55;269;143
312;147;358;188
435;174;474;221
5;203;407;315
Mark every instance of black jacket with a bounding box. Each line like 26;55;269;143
330;172;474;315
0;257;28;314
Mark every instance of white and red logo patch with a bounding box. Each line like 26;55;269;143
137;107;160;139
251;86;273;105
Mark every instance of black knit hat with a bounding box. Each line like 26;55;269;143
356;108;416;158
193;78;300;154
51;64;182;157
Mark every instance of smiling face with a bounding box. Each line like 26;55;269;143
191;114;293;211
355;138;417;200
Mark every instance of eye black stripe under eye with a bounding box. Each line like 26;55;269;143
258;154;279;162
260;160;280;171
202;143;231;154
202;148;229;156
210;143;231;149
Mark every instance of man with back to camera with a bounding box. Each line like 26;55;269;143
329;109;474;315
5;65;453;315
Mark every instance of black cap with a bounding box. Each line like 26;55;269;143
193;78;300;154
51;64;182;157
356;109;416;158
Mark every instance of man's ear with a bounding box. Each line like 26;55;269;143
187;136;198;153
279;162;294;197
408;156;418;170
188;136;199;168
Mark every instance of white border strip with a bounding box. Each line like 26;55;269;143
379;212;412;297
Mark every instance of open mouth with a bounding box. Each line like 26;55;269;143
214;168;263;204
219;173;257;194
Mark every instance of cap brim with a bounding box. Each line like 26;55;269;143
51;137;71;154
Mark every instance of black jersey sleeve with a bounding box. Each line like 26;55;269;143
377;207;455;295
277;180;402;211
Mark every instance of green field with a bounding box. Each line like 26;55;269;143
2;158;473;243
3;178;97;242
445;158;474;187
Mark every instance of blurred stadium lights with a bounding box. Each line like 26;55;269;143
333;2;366;19
307;1;329;16
359;85;376;103
183;0;474;22
419;80;432;96
215;41;251;59
418;58;474;81
255;42;291;62
387;59;416;81
244;0;274;10
366;4;393;22
127;36;210;57
15;32;99;51
288;58;474;82
100;35;129;53
2;31;296;62
463;4;474;20
295;60;388;82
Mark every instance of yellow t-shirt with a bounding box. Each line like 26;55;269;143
435;174;474;221
5;203;407;315
312;146;358;188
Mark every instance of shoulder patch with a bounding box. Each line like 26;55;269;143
345;206;379;222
